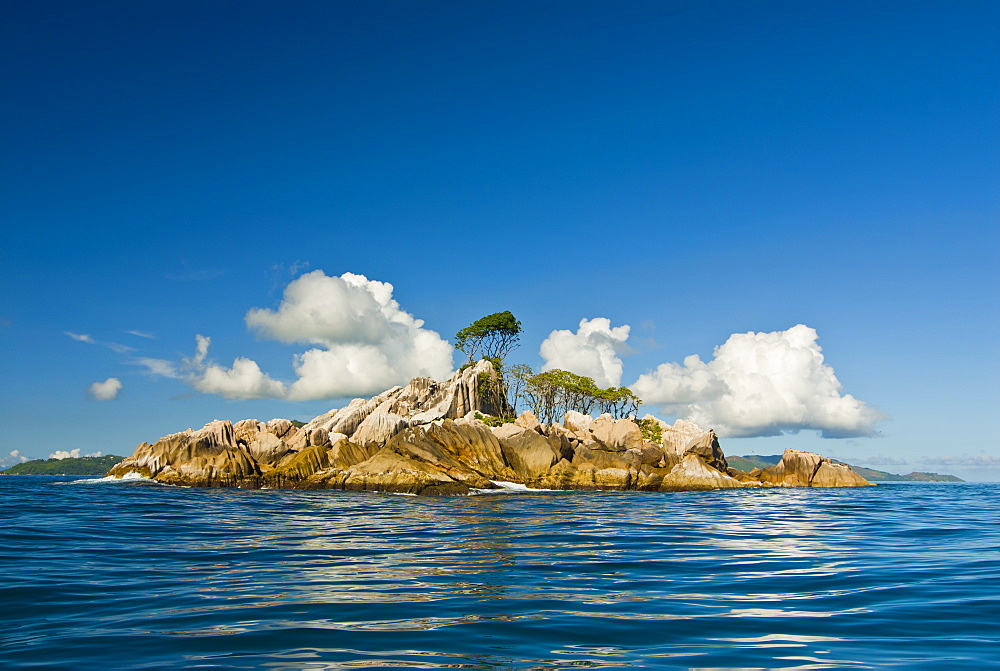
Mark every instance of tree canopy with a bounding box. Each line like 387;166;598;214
514;367;641;424
454;311;522;363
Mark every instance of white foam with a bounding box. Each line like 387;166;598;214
77;472;158;484
469;481;556;495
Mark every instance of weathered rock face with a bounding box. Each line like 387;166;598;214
659;454;742;491
108;421;261;487
351;412;409;450
756;449;873;488
493;422;560;478
303;360;493;439
108;362;872;494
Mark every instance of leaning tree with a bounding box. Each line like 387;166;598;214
454;310;522;364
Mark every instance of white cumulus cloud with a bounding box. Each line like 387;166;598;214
49;449;82;460
147;272;454;401
631;324;886;438
245;270;454;400
539;318;631;387
89;377;122;401
191;349;288;400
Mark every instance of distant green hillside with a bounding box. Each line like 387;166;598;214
3;455;125;476
727;455;782;471
728;454;963;482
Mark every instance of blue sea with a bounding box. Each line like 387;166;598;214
2;477;998;669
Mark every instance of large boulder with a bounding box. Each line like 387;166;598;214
759;449;872;487
679;430;728;472
246;432;292;466
340;418;513;494
492;423;560;478
108;420;261;486
659;454;742;491
589;415;643;452
350;412;408;449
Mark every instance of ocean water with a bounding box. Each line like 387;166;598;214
2;477;998;669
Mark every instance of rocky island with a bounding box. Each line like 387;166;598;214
108;360;872;494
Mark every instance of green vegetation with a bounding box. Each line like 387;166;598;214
726;454;964;482
3;455;125;476
636;418;663;444
454;311;522;363
289;420;306;428
726;455;782;471
456;312;524;417
515;367;640;425
473;412;515;427
453;312;643;425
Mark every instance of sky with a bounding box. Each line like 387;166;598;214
1;1;997;480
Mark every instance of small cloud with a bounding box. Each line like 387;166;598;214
133;358;182;379
0;450;29;468
66;331;96;344
49;449;82;460
89;377;122;401
127;330;155;339
85;451;102;457
66;331;134;353
289;260;311;276
193;355;287;400
185;334;211;368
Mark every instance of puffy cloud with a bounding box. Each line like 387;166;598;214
245;271;454;400
192;355;288;401
632;324;886;438
50;449;82;460
122;271;454;402
88;377;122;401
540;318;631;387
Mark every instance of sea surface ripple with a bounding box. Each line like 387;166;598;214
1;477;998;669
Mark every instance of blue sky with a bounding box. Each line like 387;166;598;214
2;1;997;479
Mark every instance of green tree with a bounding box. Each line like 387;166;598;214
454;311;522;363
517;368;642;424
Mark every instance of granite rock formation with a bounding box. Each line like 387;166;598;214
108;361;873;494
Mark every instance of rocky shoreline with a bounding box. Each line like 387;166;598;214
108;360;872;494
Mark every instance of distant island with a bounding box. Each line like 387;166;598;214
3;454;126;476
727;455;963;482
